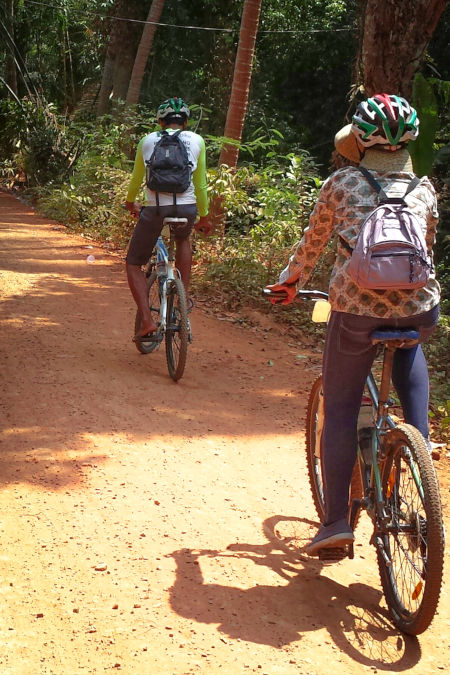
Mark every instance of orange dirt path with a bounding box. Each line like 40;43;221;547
0;190;448;674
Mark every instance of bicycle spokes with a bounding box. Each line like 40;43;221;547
377;425;444;634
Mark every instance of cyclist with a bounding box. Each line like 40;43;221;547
125;97;212;338
267;94;440;556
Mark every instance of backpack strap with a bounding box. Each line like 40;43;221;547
171;129;181;206
403;176;420;196
358;166;389;201
359;165;420;203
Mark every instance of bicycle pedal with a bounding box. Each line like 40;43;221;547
318;547;348;562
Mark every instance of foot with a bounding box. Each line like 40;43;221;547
136;316;158;337
305;518;354;557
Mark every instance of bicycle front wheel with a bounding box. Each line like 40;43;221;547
377;423;444;635
134;270;161;354
165;277;189;381
305;375;362;525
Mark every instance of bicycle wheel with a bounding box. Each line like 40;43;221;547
377;423;444;635
305;375;363;525
134;270;161;355
165;277;189;381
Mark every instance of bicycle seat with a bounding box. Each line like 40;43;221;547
162;217;188;224
370;327;419;347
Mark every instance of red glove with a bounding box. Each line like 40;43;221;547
265;283;297;305
194;216;213;236
125;201;141;218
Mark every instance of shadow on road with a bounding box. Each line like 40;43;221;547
1;192;315;490
168;515;421;671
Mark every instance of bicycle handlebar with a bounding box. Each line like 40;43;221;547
262;288;329;302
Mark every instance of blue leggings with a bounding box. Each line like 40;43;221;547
321;305;439;525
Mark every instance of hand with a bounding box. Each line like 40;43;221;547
265;282;297;305
194;216;213;236
125;201;141;218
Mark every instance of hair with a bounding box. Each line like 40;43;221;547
163;113;187;125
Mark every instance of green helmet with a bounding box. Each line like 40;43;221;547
156;98;190;122
351;94;419;149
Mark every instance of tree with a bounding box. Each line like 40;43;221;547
96;0;148;116
356;0;448;97
126;0;166;106
3;0;18;97
218;0;262;168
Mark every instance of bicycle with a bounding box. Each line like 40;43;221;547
134;217;190;382
264;287;445;635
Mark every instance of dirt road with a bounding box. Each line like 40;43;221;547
0;190;448;674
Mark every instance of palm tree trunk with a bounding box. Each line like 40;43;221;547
126;0;166;106
5;0;18;96
218;0;262;168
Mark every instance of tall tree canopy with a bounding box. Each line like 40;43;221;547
0;0;448;171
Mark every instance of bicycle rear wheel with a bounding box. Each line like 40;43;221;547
305;375;363;524
134;270;161;354
377;423;444;635
165;277;189;381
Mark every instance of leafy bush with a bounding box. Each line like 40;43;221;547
0;99;73;188
193;150;322;307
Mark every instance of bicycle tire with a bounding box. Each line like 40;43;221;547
165;277;189;381
134;270;161;355
377;423;444;635
305;375;363;525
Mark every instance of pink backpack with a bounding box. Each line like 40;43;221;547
344;167;432;290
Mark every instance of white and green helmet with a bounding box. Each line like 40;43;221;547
156;97;190;122
351;94;419;148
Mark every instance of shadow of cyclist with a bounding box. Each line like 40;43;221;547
168;515;421;671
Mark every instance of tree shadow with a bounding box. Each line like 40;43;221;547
168;515;421;671
0;199;318;491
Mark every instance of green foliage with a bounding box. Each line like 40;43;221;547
423;315;450;443
193;149;322;307
0;98;74;187
410;73;440;177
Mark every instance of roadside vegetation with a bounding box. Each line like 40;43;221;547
0;99;448;442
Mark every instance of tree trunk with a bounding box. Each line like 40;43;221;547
4;0;18;96
96;0;145;116
357;0;448;97
96;0;124;116
218;0;262;168
126;0;166;106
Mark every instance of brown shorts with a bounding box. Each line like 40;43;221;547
126;203;197;266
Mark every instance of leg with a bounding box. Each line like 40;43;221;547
392;345;430;438
126;263;158;335
175;237;192;292
125;206;164;337
392;304;439;440
170;203;197;296
306;312;377;556
321;312;377;525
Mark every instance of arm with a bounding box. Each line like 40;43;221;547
192;137;213;234
192;137;209;218
266;176;336;304
125;137;145;215
279;177;336;286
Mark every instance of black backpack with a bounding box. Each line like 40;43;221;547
145;130;192;205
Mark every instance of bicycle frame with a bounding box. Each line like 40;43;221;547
265;285;444;633
351;334;421;559
266;288;421;556
151;220;183;331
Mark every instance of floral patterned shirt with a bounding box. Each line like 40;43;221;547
279;164;440;318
